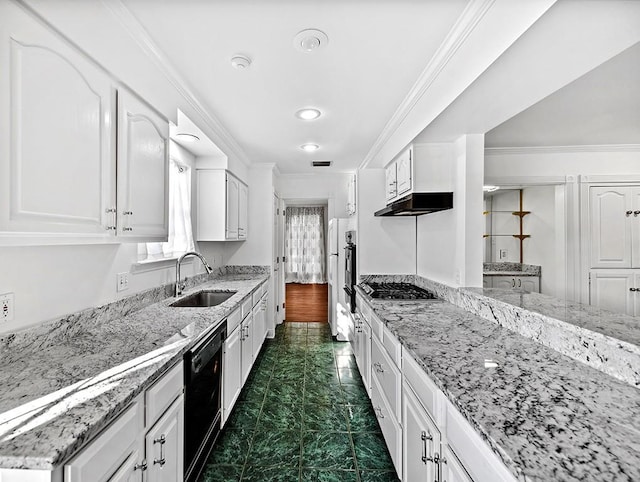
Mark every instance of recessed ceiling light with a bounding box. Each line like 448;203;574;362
293;29;328;52
300;143;319;152
483;185;500;192
230;55;251;69
175;133;200;143
295;108;321;120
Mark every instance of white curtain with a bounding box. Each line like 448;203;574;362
285;206;326;284
142;160;194;259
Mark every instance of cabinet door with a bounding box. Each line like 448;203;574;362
0;2;116;241
632;188;640;267
65;402;143;482
385;163;397;202
116;88;169;241
482;276;492;289
590;187;632;268
241;315;254;384
442;445;473;482
396;147;412;196
108;451;143;482
517;276;540;293
493;277;515;290
251;303;264;362
223;326;243;425
226;174;239;240
145;395;184;482
238;182;248;239
589;270;634;315
403;384;440;482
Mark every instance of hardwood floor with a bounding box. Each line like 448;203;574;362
285;283;328;322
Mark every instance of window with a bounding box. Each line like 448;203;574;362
137;159;195;262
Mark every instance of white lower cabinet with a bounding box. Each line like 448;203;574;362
486;275;540;292
144;396;184;482
222;322;243;426
352;309;371;396
241;311;254;385
442;445;473;482
402;383;441;482
64;361;184;482
589;269;640;315
371;374;402;476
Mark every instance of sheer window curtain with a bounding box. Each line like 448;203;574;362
140;159;195;260
285;206;326;284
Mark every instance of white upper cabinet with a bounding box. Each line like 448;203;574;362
0;1;116;242
385;145;414;204
197;169;248;241
396;147;412;196
116;88;169;241
0;2;169;245
590;186;640;268
385;162;397;202
239;182;248;239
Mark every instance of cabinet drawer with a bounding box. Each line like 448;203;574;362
371;375;402;477
371;334;402;420
65;400;143;482
227;307;242;334
369;310;383;340
403;350;441;425
382;327;401;367
145;362;183;428
241;296;253;320
360;300;372;324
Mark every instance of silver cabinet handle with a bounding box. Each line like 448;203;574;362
122;227;133;232
134;460;147;471
374;406;384;419
421;431;432;464
512;278;516;288
635;210;640;217
123;211;133;215
106;226;116;231
626;210;633;217
154;434;166;466
630;288;639;292
518;278;522;288
374;362;384;373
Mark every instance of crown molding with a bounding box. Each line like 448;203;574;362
485;144;640;156
359;0;496;170
102;0;251;167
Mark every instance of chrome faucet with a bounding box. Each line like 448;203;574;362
175;252;213;297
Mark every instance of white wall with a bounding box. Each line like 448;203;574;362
416;136;484;287
276;173;352;220
356;169;416;275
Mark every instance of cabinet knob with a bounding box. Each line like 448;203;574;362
635;210;640;217
105;208;117;213
123;211;133;216
630;288;638;292
123;227;133;232
626;210;633;217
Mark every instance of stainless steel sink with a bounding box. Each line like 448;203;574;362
170;290;237;308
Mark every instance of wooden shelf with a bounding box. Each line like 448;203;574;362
484;189;530;263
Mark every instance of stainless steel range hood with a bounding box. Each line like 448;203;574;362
374;192;453;216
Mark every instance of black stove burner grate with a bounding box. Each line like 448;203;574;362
361;282;438;300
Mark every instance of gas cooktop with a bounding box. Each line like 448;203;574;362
359;282;438;300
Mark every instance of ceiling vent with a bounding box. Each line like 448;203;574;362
312;161;331;167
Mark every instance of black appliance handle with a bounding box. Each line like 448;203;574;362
190;323;226;376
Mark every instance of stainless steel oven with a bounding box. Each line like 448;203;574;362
343;230;356;313
184;321;226;482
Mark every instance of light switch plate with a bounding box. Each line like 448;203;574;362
117;272;130;292
0;293;14;322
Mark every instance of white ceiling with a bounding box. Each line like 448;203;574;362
485;41;640;148
122;0;470;173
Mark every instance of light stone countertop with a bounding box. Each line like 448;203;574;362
0;272;269;470
356;286;640;482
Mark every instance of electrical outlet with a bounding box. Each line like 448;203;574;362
0;293;14;322
500;249;508;259
117;272;130;292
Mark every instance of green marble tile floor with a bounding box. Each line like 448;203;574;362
199;322;400;482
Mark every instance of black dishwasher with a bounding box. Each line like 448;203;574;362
184;321;226;482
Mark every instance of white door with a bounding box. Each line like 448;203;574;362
238;182;248;239
0;2;116;239
145;396;184;482
385;163;397;202
518;276;540;292
396;147;412;196
493;277;515;290
222;327;242;425
590;270;635;315
241;315;254;384
226;174;239;239
116;88;169;241
590;187;632;268
403;384;441;482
